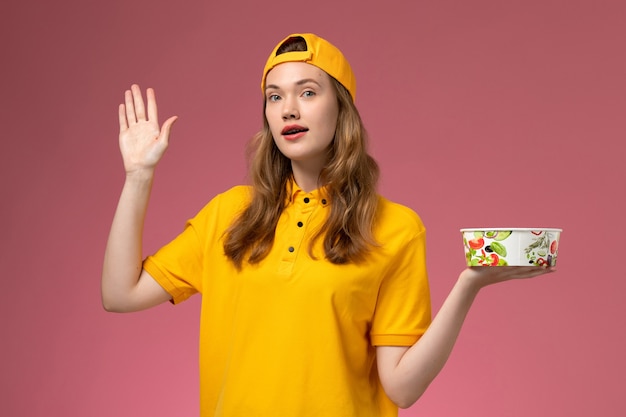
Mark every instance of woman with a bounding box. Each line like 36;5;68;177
102;33;552;416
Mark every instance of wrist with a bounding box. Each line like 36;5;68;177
125;167;156;183
456;269;484;297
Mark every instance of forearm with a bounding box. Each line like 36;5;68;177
385;275;481;407
101;170;154;310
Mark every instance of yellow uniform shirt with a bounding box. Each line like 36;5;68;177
143;184;431;417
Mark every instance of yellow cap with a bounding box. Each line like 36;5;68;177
261;33;356;101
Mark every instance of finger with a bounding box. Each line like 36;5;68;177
124;89;137;124
513;267;554;279
118;104;128;132
159;116;178;145
146;88;159;124
131;84;147;121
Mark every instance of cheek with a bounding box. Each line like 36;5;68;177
323;107;339;139
265;109;281;136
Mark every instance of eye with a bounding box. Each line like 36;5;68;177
267;93;281;102
302;90;316;98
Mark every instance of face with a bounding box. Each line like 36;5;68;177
264;62;339;175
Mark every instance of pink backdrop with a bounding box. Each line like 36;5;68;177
2;0;625;415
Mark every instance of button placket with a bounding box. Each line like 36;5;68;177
285;194;316;257
278;190;331;275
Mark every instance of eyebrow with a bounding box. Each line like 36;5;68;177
265;78;322;91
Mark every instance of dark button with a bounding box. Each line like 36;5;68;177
303;197;310;203
321;199;327;204
297;221;303;227
288;246;295;252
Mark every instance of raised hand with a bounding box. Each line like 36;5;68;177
118;84;178;174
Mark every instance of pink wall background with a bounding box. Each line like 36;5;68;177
2;0;625;415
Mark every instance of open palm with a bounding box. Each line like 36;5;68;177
460;265;555;289
118;84;177;173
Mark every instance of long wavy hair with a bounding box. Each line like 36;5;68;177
223;37;380;269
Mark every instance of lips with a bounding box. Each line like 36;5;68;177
281;125;309;136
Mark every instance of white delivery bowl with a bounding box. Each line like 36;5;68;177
460;228;562;267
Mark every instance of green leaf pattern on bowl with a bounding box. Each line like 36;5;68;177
464;230;559;267
525;231;558;267
464;230;513;266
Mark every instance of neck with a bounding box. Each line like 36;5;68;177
291;161;323;193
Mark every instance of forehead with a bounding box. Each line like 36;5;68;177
265;62;332;88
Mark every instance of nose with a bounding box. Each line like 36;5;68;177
281;97;300;120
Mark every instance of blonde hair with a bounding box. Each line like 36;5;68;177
223;39;380;269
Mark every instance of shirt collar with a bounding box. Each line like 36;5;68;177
286;179;330;207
